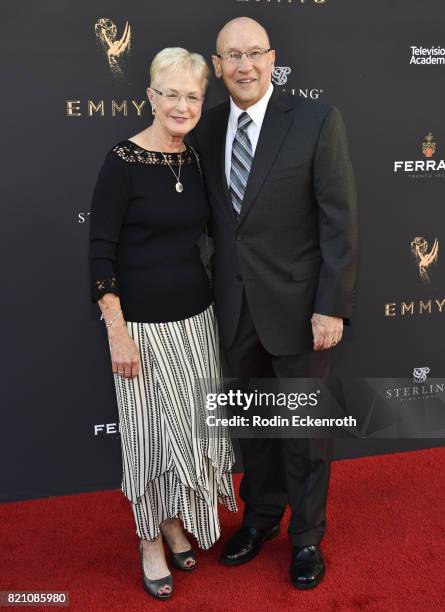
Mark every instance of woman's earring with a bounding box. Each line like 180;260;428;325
151;106;156;116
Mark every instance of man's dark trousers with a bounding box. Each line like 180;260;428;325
223;290;333;547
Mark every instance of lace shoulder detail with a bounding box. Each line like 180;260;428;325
111;141;195;166
92;276;120;302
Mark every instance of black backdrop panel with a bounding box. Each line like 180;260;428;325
2;0;444;500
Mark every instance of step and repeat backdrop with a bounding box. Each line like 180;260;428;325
2;0;445;500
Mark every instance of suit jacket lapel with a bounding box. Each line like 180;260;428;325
218;109;234;219
205;101;235;225
238;90;294;225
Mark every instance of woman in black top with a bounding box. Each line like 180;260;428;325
89;48;237;601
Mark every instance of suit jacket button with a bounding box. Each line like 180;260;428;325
235;274;242;281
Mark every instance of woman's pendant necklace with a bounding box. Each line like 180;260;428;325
161;149;184;194
149;129;185;192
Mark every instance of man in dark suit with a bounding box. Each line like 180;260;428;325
191;17;358;589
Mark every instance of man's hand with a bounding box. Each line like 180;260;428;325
311;313;343;351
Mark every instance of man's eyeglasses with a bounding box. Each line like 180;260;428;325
216;48;272;64
150;88;203;106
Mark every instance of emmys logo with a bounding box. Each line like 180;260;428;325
272;67;291;85
411;236;439;283
422;132;436;158
393;132;445;179
64;18;141;118
384;237;443;317
95;18;131;76
413;367;430;384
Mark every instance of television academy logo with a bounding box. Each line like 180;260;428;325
393;132;445;179
411;236;439;283
95;18;131;76
410;46;445;65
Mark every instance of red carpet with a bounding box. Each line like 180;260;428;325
1;448;445;611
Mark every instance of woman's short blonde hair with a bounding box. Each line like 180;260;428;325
150;47;210;94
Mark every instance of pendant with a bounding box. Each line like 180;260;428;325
176;182;183;193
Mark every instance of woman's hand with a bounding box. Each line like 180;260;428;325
98;293;140;379
108;325;140;379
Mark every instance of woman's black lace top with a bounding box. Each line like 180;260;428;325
88;140;212;323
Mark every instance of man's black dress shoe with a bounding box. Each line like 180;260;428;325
289;545;325;589
220;524;280;566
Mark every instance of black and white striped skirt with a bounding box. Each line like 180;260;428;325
112;304;237;550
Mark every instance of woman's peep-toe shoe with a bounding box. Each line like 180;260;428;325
139;541;173;600
170;548;197;572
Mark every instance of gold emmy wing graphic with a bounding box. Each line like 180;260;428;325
95;18;131;76
410;236;439;283
422;132;436;158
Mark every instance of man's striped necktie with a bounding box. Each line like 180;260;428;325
230;111;253;217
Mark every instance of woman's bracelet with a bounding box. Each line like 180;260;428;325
104;309;123;328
